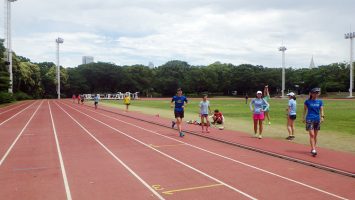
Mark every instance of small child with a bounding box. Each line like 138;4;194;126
211;109;224;129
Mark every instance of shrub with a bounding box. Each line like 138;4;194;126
0;92;15;104
13;91;32;101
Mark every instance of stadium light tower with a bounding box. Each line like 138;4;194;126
345;31;354;98
279;46;287;98
55;37;64;99
4;0;17;94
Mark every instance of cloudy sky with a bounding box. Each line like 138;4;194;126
1;0;354;68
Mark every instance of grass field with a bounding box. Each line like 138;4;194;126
102;98;355;153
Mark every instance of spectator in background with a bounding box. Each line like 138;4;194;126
286;92;297;140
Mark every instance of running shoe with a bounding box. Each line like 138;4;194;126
258;135;262;139
291;136;295;140
286;136;292;140
268;122;271;125
311;149;317;156
171;121;176;128
179;132;185;137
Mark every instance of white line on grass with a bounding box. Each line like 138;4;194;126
61;101;349;200
0;101;43;166
0;101;37;127
57;101;257;200
48;101;72;200
54;102;166;200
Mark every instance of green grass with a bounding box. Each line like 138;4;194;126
102;98;355;153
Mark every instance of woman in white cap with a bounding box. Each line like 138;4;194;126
303;88;324;156
250;91;269;139
286;92;297;140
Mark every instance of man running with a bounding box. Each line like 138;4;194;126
171;88;188;137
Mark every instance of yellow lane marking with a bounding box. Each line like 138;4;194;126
150;144;186;148
162;183;223;195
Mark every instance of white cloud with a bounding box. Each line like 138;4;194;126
1;0;354;68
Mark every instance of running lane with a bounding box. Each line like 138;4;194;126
0;101;39;160
0;101;68;200
0;101;34;123
50;101;163;200
56;101;255;199
60;100;355;200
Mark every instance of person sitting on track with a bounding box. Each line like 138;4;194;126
211;109;224;129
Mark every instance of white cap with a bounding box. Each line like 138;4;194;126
287;92;295;96
256;91;262;94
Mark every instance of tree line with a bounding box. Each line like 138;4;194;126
0;39;353;103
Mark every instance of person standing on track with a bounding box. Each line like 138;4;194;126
303;88;324;156
250;90;269;139
77;94;81;104
123;94;131;112
199;95;211;133
286;92;297;140
72;94;76;103
263;85;271;125
245;94;249;104
80;94;85;105
171;88;188;137
94;94;100;110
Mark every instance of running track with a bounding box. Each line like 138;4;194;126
0;100;354;200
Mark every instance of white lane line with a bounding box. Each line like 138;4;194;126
62;101;349;200
58;102;257;200
0;101;37;127
54;102;165;200
0;101;43;167
48;101;72;200
0;102;29;115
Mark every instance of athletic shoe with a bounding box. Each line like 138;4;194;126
254;133;258;138
291;136;295;140
286;136;292;140
258;135;262;139
171;121;176;128
268;122;271;125
179;132;185;137
311;149;317;156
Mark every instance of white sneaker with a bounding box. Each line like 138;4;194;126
258;135;262;139
268;122;271;125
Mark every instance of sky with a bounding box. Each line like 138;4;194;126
1;0;354;68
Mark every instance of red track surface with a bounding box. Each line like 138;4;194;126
0;100;354;200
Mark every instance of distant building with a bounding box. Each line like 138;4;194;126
309;56;316;69
148;62;154;68
82;56;94;64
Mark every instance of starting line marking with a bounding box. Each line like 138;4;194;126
162;183;223;195
150;143;186;148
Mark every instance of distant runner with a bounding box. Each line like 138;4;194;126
171;88;188;137
94;94;100;110
123;94;131;112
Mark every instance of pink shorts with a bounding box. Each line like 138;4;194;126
253;113;265;120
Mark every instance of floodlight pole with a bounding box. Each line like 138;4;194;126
55;37;64;99
345;32;354;98
279;46;287;98
4;0;17;94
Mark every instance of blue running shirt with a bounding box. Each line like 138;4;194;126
172;96;188;112
304;99;323;121
288;99;297;115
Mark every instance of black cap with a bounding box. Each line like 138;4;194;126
310;88;321;93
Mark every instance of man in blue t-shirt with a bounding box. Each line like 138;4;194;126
171;88;188;137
